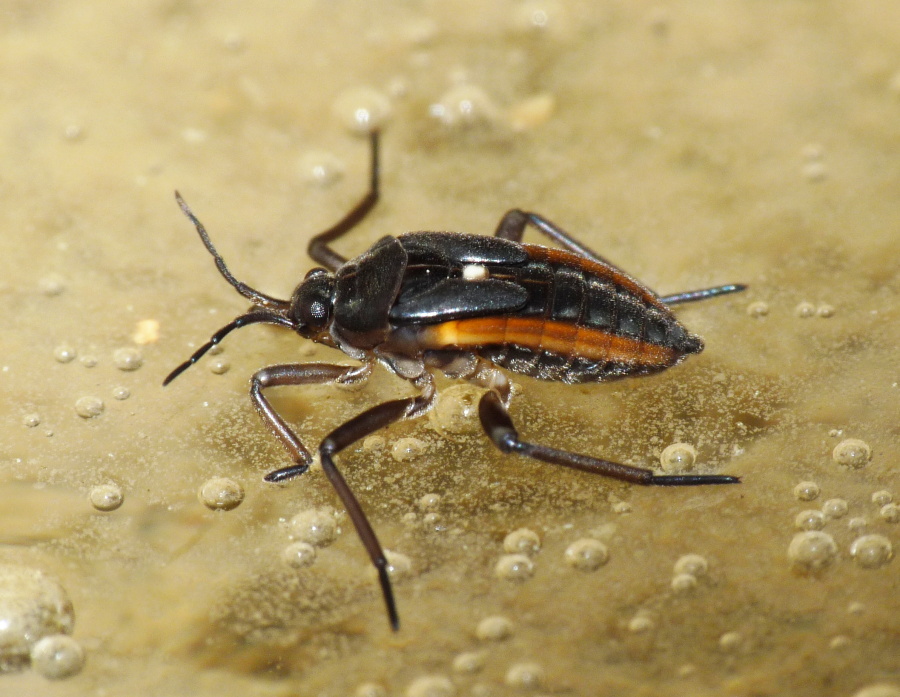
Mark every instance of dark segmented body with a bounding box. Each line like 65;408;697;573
389;239;703;384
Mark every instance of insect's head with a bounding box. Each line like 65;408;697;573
289;267;335;337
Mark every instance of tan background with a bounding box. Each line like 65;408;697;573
1;1;897;695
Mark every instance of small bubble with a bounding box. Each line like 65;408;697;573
495;554;534;581
90;484;124;512
673;554;708;577
611;501;632;515
288;508;338;547
829;635;850;650
822;498;849;519
746;301;769;318
417;493;441;512
392;437;426;462
671;573;698;593
628;614;655;633
38;274;66;296
452;651;485;674
794;301;816;318
879;503;900;524
363;434;385;451
564;539;609;571
332;86;392;134
504;662;544;689
429;384;482;438
198;477;244;511
30;635;84;680
508;93;557;132
718;631;742;652
282;541;317;569
383;550;412;580
405;675;455;697
871;490;893;506
422;512;443;531
802;161;828;182
74;396;104;419
503;528;541;556
832;439;871;468
209;359;230;375
476;615;513;641
660;443;697;473
53;344;77;363
848;517;868;533
429;84;501;130
788;531;838;572
355;684;386;697
794;481;821;501
22;413;41;428
112;386;130;401
79;355;97;368
297;150;345;187
817;303;835;318
0;565;75;672
112;347;143;371
847;601;865;615
849;534;893;569
795;509;826;531
852;685;900;697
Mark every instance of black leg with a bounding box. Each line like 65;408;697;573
251;362;372;482
478;391;740;486
307;130;381;271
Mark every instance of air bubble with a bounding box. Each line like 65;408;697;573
508;93;557;132
112;386;130;400
817;304;835;318
429;84;501;130
746;301;769;317
0;565;75;673
79;356;97;368
417;493;441;512
794;509;826;531
788;531;838;572
660;443;697;473
802;161;828;182
332;86;392;134
90;484;124;512
476;615;513;641
22;413;41;428
74;396;104;419
822;498;848;519
848;517;868;533
671;573;697;593
383;550;412;580
405;675;455;697
829;635;850;650
112;347;143;371
503;528;541;556
282;541;317;569
288;508;338;547
495;554;534;581
628;614;655;634
452;650;485;674
849;534;893;569
198;477;244;511
793;481;820;501
39;274;66;296
718;631;742;652
392;437;426;462
429;384;482;438
132;319;160;344
355;683;387;697
297;150;345;187
871;490;893;506
209;358;230;375
673;554;708;577
879;503;900;523
29;635;84;680
832;438;871;469
53;344;77;363
564;539;609;571
794;301;816;318
504;662;544;689
363;435;385;451
852;685;900;697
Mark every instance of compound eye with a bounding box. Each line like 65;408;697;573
303;298;329;325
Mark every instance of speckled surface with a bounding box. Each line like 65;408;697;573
1;2;898;696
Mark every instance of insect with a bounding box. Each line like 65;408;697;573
164;130;745;631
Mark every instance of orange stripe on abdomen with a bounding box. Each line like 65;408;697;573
418;317;677;368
